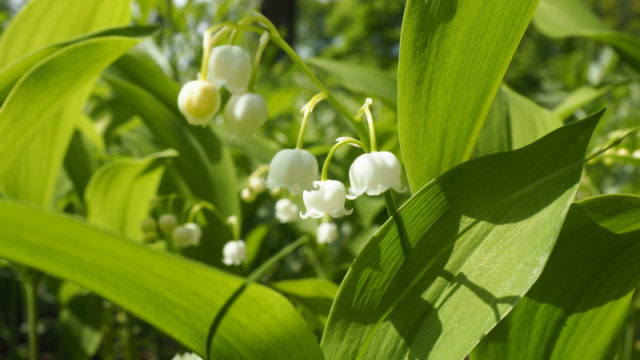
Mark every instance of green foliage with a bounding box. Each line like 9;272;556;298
0;199;324;359
321;112;601;359
398;0;539;191
474;194;640;360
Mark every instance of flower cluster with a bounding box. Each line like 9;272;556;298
139;212;201;250
178;29;269;141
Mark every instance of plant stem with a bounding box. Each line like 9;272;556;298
248;32;270;91
383;191;397;217
296;92;327;149
321;137;365;181
246;236;309;283
22;271;39;360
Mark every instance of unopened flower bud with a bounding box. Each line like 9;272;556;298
208;45;252;93
140;217;156;233
222;240;246;266
224;93;268;141
317;222;338;244
158;214;177;234
249;176;266;193
275;198;298;223
240;187;255;202
178;79;221;126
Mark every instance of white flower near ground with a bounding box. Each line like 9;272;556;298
317;222;338;244
275;198;298;223
347;151;406;199
177;80;221;126
172;223;201;247
266;149;318;194
633;149;640;159
171;352;204;360
158;214;177;234
222;240;247;266
224;93;268;141
208;45;252;93
300;180;353;219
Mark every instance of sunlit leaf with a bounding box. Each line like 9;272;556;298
321;112;601;360
0;199;324;359
85;150;177;239
474;194;640;360
398;0;539;191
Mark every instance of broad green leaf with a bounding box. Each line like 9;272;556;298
474;194;640;360
85;150;177;239
553;85;612;120
321;112;601;360
0;34;151;205
0;26;159;103
109;53;240;219
103;75;236;265
0;199;324;360
0;0;130;67
307;57;398;106
533;0;640;70
473;85;562;157
272;278;339;316
398;0;540;191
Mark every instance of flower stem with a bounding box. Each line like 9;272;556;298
296;92;327;149
246;12;371;149
357;98;377;152
22;271;39;360
248;32;270;92
321;137;365;181
246;236;309;283
383;191;397;217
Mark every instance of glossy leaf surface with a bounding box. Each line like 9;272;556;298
321;112;601;360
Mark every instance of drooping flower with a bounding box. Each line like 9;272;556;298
177;80;221;126
172;352;204;360
224;92;268;140
347;151;406;199
275;198;298;223
266;149;318;194
300;180;352;219
158;214;177;235
317;222;338;244
222;240;246;266
208;45;252;93
172;223;201;247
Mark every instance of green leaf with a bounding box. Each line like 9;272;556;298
272;278;339;316
307;57;398;106
108;53;240;220
0;0;130;67
0;199;324;360
533;0;640;70
85;150;177;239
321;111;601;360
473;85;562;157
0;34;151;206
474;194;640;360
552;85;612;120
398;0;540;191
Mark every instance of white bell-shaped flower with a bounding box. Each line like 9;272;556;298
208;45;252;93
172;223;201;247
275;198;298;223
177;80;221;126
222;240;246;266
301;180;353;219
266;149;318;194
317;222;338;244
347;151;406;199
172;352;203;360
224;93;268;140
